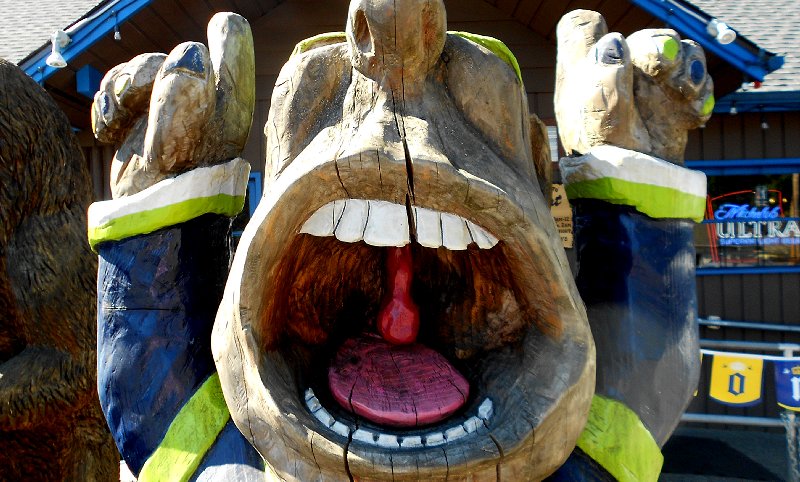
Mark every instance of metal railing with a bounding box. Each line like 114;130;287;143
684;317;800;481
682;317;800;427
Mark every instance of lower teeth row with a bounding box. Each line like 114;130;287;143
304;388;494;448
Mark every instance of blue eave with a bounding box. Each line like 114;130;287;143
630;0;784;82
686;157;800;176
713;91;800;114
20;0;153;84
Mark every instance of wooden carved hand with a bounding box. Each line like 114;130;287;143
91;13;255;198
554;9;715;164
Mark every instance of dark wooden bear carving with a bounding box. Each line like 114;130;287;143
0;58;118;481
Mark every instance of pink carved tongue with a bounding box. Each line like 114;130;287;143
328;246;470;427
328;335;470;427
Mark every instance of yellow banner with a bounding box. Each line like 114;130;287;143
709;354;764;406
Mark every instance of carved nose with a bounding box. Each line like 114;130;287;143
347;0;446;90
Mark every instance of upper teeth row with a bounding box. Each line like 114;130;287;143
300;199;499;250
304;388;494;449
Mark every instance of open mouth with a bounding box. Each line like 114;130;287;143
213;157;596;479
212;6;594;476
271;196;540;434
294;199;507;437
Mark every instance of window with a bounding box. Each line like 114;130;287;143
695;173;800;269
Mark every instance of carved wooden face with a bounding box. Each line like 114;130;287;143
212;1;595;479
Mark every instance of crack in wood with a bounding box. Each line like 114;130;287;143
488;434;505;482
333;160;351;199
405;194;417;243
376;149;383;192
402;136;415;202
308;433;323;479
442;447;450;481
344;428;355;482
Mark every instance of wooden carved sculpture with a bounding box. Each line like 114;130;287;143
89;3;597;482
0;59;118;480
214;1;594;480
89;13;264;481
549;10;714;481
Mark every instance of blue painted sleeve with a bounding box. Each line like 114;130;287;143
572;199;701;447
96;214;231;475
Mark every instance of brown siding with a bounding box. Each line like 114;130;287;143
687;111;800;160
686;111;800;425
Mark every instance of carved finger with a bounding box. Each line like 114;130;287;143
582;33;641;149
628;30;714;159
627;29;714;118
555;11;634;156
113;52;166;113
92;54;166;145
143;42;215;172
555;9;608;71
91;63;125;144
627;29;684;78
557;28;647;155
660;39;715;122
205;12;255;162
677;40;715;121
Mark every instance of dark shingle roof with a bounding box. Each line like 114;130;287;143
691;0;799;92
0;0;103;64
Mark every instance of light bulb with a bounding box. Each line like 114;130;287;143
45;30;70;68
707;19;737;45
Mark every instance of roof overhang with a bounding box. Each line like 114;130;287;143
20;0;152;84
713;90;800;114
630;0;784;82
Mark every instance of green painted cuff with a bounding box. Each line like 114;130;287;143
88;193;245;250
565;177;706;222
291;32;347;57
576;395;663;482
288;31;522;84
87;159;250;251
138;373;231;482
560;145;706;222
450;31;523;82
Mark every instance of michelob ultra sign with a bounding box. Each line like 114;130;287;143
706;188;800;247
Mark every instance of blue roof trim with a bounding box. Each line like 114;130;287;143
21;0;153;83
686;158;800;176
630;0;784;82
697;266;800;276
714;91;800;113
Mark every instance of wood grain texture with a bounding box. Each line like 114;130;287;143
214;1;595;480
0;58;118;481
553;9;717;477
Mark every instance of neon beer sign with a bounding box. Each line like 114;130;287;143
714;204;781;220
707;189;800;247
